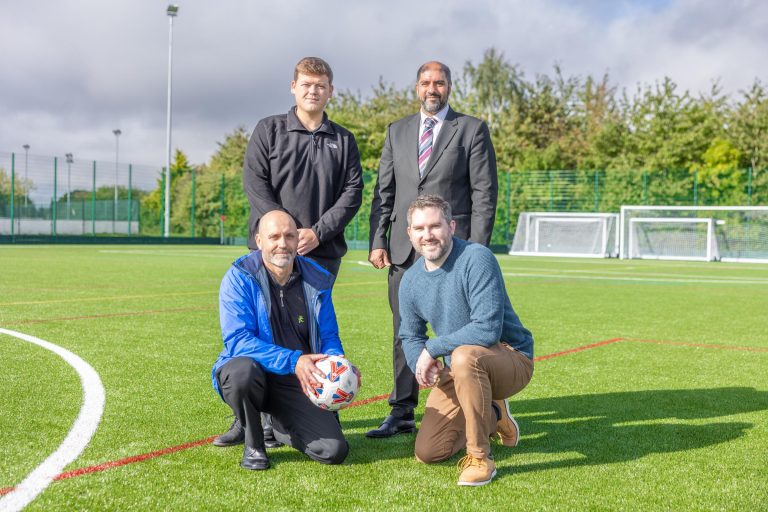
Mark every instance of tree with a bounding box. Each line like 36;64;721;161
730;80;768;172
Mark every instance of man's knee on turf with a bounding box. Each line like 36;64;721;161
414;437;454;464
307;438;349;465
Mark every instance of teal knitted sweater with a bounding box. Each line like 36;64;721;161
399;238;533;371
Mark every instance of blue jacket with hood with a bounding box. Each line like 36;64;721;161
211;251;344;398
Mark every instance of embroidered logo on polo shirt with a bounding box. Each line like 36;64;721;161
326;142;338;149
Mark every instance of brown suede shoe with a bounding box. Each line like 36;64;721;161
494;399;520;447
457;455;497;486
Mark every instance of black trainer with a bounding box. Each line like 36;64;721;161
213;417;245;447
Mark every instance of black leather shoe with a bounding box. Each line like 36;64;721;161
213;417;245;447
241;445;270;470
365;414;417;438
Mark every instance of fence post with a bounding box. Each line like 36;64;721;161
594;170;599;211
128;164;133;236
10;153;15;238
191;168;196;237
643;170;648;205
160;169;165;235
220;173;225;244
548;170;554;211
53;157;58;236
505;170;511;245
693;170;698;206
92;161;96;236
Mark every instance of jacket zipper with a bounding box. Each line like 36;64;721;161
279;289;284;307
310;132;318;160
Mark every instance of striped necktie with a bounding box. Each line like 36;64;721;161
418;117;438;177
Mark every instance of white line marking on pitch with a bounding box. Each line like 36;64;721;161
0;328;105;512
503;272;768;285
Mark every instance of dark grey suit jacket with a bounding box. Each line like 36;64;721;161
369;107;498;265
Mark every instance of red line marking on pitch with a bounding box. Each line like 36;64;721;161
0;337;630;494
533;338;625;361
624;338;768;353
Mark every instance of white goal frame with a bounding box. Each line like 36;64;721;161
509;212;619;258
620;205;768;263
627;217;718;261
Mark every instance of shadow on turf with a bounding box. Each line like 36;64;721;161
493;386;765;477
216;387;764;469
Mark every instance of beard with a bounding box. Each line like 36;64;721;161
419;239;451;262
421;94;447;114
267;251;295;269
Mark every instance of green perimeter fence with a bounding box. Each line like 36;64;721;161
1;151;766;246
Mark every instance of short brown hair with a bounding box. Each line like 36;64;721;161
416;61;452;85
294;57;334;84
407;195;453;226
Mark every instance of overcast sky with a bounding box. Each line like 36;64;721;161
2;0;767;169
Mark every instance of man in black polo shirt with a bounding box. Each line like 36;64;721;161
217;56;363;448
242;56;363;277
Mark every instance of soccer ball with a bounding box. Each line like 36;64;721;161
307;355;361;411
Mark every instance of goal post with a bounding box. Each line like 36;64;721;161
509;212;619;258
620;206;768;263
627;217;719;261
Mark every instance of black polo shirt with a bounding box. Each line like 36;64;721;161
243;107;363;259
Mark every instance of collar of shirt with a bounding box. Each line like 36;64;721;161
287;106;335;135
266;264;302;290
419;104;450;143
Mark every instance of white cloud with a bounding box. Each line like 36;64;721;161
1;0;766;170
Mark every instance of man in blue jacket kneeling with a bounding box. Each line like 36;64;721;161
212;210;350;470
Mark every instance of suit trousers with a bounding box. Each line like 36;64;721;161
216;356;348;464
387;250;419;416
414;343;533;462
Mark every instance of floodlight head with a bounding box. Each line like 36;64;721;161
23;144;30;151
113;129;122;137
65;153;74;163
167;4;178;16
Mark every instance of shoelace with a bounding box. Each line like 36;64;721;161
457;454;482;472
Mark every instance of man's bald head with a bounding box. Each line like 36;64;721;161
256;210;299;273
258;210;298;236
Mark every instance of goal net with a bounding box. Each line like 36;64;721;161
509;212;619;258
620;206;768;263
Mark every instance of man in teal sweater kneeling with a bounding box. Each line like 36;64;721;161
399;195;534;487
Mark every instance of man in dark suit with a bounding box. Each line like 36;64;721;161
366;61;498;438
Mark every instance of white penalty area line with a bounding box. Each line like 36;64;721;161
503;272;768;285
0;329;105;512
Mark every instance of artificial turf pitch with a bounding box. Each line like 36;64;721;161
1;245;766;510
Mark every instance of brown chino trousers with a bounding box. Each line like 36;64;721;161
414;342;533;462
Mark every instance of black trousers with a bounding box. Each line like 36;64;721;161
387;250;419;417
216;357;348;464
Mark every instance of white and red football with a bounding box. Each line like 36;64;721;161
307;356;361;411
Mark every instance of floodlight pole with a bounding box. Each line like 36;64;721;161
164;4;178;238
65;153;74;220
112;129;121;233
22;144;30;207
